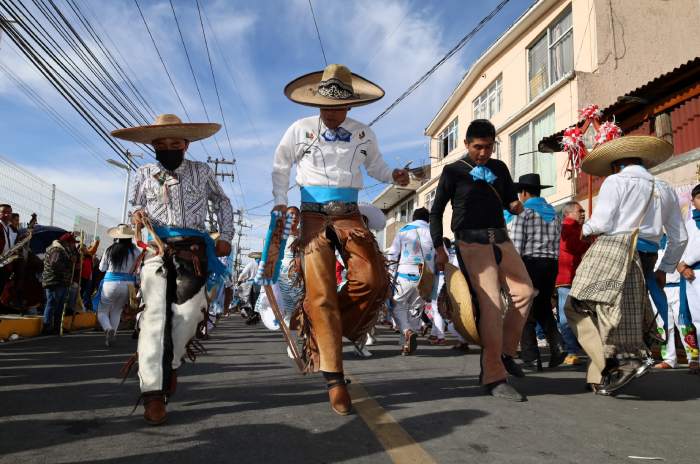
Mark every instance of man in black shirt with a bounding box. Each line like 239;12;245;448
431;119;536;402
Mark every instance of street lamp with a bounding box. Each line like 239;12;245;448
107;158;130;223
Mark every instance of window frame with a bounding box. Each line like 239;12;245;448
472;75;503;120
510;105;556;195
527;6;573;101
438;117;459;158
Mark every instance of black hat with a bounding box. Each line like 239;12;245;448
513;173;552;190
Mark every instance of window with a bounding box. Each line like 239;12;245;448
528;7;573;100
510;106;556;196
439;118;458;158
424;190;436;211
397;199;415;223
473;75;502;120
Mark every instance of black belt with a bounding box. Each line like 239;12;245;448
300;201;359;216
455;228;509;245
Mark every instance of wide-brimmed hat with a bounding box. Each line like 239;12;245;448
358;203;386;231
444;263;480;345
107;224;134;239
111;114;221;144
248;251;262;259
581;135;673;177
513;173;552;190
284;64;385;108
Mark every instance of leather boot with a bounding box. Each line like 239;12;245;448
143;392;167;426
327;381;352;416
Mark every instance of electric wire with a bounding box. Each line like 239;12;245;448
307;0;327;66
368;0;511;127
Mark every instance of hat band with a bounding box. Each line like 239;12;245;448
317;78;354;100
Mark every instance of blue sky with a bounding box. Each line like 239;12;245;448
0;0;535;249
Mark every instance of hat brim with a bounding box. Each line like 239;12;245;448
582;135;674;177
248;252;262;259
358;203;386;231
107;226;134;239
513;182;553;190
444;263;481;345
111;123;221;144
284;70;385;108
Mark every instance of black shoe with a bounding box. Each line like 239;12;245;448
548;350;568;368
605;360;644;394
485;380;527;402
502;354;525;378
245;313;261;325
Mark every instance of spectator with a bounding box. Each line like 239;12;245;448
555;201;591;365
0;204;16;300
42;232;78;334
80;238;100;310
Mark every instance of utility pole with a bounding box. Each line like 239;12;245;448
231;209;252;283
206;156;236;232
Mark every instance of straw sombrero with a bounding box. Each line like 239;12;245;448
443;263;480;345
358;203;386;231
248;251;262;259
284;64;384;108
107;224;134;239
111;114;221;144
581;135;673;177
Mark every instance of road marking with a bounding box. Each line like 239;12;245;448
346;373;437;464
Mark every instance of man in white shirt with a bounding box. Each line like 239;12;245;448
565;135;687;395
271;64;409;415
388;208;435;355
237;253;261;323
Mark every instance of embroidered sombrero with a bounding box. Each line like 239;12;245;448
107;224;135;239
111;114;221;144
581;135;673;177
358;203;386;231
284;64;385;108
443;263;480;345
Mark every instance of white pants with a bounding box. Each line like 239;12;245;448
655;285;700;366
97;282;129;332
394;276;423;339
430;273;446;338
686;277;700;330
137;254;206;393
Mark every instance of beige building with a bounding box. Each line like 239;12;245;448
420;0;700;240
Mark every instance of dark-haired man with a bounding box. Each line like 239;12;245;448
431;119;535;402
388;207;434;355
510;174;565;369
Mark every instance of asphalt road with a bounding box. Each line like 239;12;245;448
1;317;698;464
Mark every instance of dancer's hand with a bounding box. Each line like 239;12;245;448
435;247;448;272
392;169;410;186
654;270;666;289
679;265;695;282
272;204;287;214
509;200;523;215
215;240;232;257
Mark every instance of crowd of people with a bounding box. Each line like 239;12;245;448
2;62;699;427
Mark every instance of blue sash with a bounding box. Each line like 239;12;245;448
103;272;136;282
300;186;359;203
397;272;420;282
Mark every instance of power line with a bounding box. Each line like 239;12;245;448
368;0;511;127
307;0;327;66
361;6;412;72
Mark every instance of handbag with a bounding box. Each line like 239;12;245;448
414;229;435;300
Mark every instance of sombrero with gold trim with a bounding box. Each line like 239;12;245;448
284;64;384;108
111;114;221;144
107;224;135;239
581;135;673;177
443;263;480;345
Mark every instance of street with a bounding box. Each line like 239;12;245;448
1;317;698;464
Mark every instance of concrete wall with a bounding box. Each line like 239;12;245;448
577;0;700;108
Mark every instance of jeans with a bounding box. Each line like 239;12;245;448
43;286;68;332
557;286;579;354
81;278;93;311
520;257;563;362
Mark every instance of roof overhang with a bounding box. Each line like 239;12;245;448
371;180;421;212
424;0;557;136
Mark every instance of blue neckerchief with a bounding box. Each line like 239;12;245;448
693;209;700;230
503;209;515;225
321;126;352;142
470;165;497;184
152;226;229;285
523;197;556;223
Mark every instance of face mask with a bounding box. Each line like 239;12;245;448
156;149;185;171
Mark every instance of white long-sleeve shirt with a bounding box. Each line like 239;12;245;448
271;116;394;205
681;216;700;268
99;245;139;274
583;165;687;273
387;220;435;275
238;260;258;283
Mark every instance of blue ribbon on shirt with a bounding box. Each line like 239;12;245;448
152;226;229;284
503;209;515;225
693;209;700;230
397;272;420;282
469;165;497;184
523;197;556;223
321;127;352;142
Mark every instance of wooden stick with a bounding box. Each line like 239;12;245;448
265;284;305;373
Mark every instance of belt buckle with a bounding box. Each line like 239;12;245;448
487;229;496;244
324;201;344;215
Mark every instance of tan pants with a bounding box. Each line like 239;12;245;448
563;296;607;384
300;212;389;373
457;240;536;384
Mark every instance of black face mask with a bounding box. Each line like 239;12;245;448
156;149;185;171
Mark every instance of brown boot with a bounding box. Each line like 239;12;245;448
327;380;352;416
143;392;167;426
